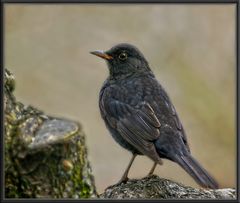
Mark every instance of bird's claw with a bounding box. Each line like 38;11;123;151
147;172;155;176
115;177;129;186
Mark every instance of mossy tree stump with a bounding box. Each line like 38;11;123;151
4;69;97;198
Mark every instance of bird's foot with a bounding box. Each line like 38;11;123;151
147;172;155;176
115;177;129;186
105;177;129;190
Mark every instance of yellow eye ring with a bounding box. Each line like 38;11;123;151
119;52;128;60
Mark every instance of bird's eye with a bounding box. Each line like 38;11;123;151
119;52;128;60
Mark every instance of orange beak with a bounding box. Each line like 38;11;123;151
90;50;113;60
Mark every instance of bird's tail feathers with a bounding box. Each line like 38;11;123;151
173;154;219;189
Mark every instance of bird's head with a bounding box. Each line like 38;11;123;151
90;43;151;80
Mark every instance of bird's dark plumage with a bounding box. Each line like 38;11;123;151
91;43;218;189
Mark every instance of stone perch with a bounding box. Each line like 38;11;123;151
4;69;236;199
4;69;97;198
100;175;236;200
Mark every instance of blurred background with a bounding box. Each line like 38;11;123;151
4;4;236;193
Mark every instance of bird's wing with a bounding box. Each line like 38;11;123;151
151;90;190;153
103;99;163;163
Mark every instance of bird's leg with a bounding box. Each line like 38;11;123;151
117;154;137;185
148;162;157;176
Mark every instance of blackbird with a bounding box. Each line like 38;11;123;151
90;43;218;189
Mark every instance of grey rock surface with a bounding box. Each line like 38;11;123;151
100;175;236;200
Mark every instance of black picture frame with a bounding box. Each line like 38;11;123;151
1;1;238;202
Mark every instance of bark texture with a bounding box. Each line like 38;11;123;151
100;175;236;200
4;69;97;198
